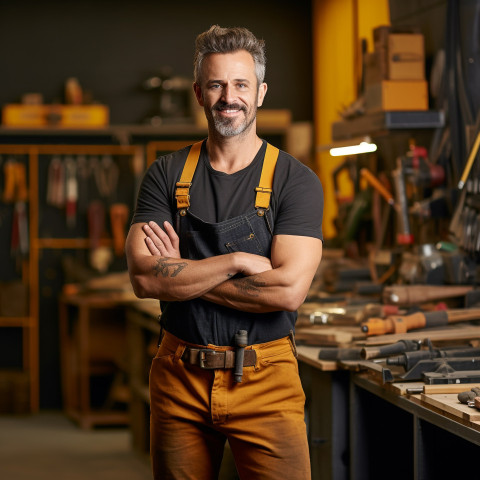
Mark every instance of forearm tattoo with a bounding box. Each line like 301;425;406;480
232;277;266;297
152;257;187;278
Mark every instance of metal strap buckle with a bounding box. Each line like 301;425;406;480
198;349;219;369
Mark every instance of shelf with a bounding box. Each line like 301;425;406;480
0;316;33;327
0;123;290;144
331;110;445;141
35;238;113;249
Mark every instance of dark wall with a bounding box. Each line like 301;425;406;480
389;0;447;57
0;0;313;124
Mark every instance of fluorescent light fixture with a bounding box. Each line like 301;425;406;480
329;141;377;157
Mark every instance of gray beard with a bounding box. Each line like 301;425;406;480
211;106;257;137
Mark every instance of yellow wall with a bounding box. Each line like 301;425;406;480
312;0;390;239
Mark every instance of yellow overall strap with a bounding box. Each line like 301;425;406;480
255;143;279;210
175;141;203;211
176;141;279;212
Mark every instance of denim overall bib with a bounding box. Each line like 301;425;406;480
160;141;296;347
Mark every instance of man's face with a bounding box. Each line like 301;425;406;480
194;50;267;138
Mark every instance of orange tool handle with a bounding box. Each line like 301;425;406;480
360;168;394;205
361;312;427;336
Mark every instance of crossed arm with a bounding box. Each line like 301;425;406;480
125;220;322;313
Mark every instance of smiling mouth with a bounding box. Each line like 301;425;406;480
214;103;245;114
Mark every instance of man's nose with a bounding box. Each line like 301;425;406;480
221;84;236;104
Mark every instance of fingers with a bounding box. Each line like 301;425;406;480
149;221;170;243
145;236;161;255
163;221;180;249
143;222;168;255
142;221;181;258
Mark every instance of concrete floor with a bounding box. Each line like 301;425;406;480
0;411;239;480
0;412;152;480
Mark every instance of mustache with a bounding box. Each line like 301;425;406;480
213;102;246;112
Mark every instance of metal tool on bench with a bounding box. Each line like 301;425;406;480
384;340;480;382
387;345;480;371
360;339;422;360
302;302;399;326
354;337;480;383
458;386;480;406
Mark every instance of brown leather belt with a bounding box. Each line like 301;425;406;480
181;347;257;369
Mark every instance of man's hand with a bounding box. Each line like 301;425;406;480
142;220;273;276
143;221;180;258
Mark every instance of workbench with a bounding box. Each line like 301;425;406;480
124;298;161;455
58;291;134;429
121;297;480;479
297;343;480;480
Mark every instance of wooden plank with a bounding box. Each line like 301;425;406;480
389;381;425;396
295;326;365;346
421;393;480;422
359;324;480;346
423;384;480;395
296;345;338;371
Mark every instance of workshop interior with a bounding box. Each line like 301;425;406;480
1;0;480;479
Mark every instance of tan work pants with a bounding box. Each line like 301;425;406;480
149;331;311;480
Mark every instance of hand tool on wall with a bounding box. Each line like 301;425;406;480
3;159;28;204
76;155;90;214
64;156;78;228
449;129;480;243
360;167;394;206
15;161;28;202
234;330;248;383
46;156;65;208
110;203;129;256
404;145;446;189
392;156;414;246
361;307;480;336
382;284;474;306
11;201;29;256
94;155;119;202
331;156;372;251
88;200;113;273
457;129;480;190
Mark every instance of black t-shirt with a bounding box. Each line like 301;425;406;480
132;140;324;240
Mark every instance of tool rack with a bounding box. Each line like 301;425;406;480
0;144;142;412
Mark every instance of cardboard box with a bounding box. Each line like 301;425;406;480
2;104;109;127
388;33;425;80
365;80;428;112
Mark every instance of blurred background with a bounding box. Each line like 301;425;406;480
2;1;479;479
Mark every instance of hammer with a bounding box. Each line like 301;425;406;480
234;330;248;383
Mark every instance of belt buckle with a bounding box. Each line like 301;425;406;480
198;349;218;369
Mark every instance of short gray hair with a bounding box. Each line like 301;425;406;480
193;25;266;86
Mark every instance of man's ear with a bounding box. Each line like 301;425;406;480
193;83;204;107
257;82;268;107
